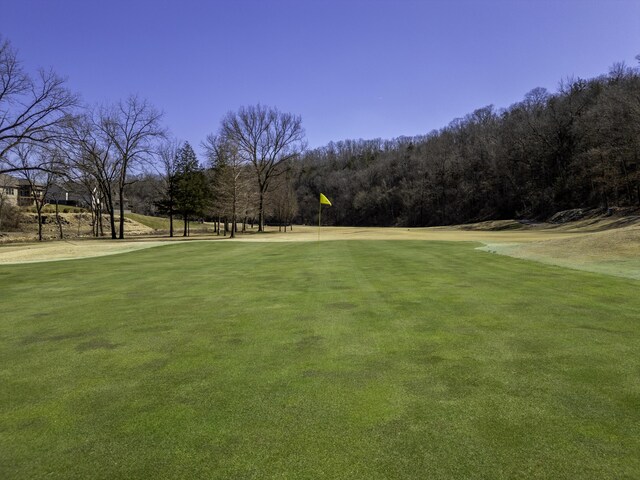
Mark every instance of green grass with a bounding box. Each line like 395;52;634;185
1;241;639;479
125;213;188;232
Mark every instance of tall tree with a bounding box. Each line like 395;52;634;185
66;113;120;238
219;104;305;232
203;134;253;238
0;36;78;173
12;144;59;241
269;169;298;232
174;142;208;236
99;95;164;239
155;140;180;237
0;173;12;230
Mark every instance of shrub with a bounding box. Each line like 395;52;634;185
0;204;23;231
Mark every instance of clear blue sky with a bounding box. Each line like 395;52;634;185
3;0;639;151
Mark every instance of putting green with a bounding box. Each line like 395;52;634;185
0;241;638;479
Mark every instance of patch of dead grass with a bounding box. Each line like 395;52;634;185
481;224;640;279
1;217;639;279
0;239;169;264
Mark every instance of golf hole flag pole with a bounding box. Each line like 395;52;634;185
318;193;332;240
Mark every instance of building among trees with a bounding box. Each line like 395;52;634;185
0;173;44;207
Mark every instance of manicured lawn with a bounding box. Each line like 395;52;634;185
0;241;639;479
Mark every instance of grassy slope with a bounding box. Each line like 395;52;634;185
0;241;639;479
126;213;214;234
124;213;184;231
481;225;640;280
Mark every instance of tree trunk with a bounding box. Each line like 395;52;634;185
103;189;116;239
0;201;4;231
169;211;174;237
620;158;634;205
55;200;63;239
109;210;116;239
36;207;43;242
183;214;188;237
635;152;640;206
118;187;125;239
231;187;237;239
258;189;265;232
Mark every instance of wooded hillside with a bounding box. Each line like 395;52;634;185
294;61;640;227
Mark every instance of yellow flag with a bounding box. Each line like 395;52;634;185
319;193;332;206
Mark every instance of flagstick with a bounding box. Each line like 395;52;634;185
318;202;322;242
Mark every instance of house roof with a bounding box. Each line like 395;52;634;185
0;173;42;187
0;173;20;187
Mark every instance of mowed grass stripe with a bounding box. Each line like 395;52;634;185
0;240;638;479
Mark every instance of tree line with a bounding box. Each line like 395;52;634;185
0;35;303;240
2;32;639;237
294;59;640;226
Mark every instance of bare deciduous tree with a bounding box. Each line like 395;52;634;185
204;134;253;238
12;144;60;241
0;173;14;230
155;139;181;237
66;114;120;238
98;95;165;239
0;36;78;173
268;168;298;232
219;104;305;232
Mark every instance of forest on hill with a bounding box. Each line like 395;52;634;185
293;61;640;227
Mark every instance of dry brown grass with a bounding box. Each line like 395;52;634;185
0;239;169;264
482;224;640;279
1;217;639;279
235;225;583;243
0;212;155;243
505;225;640;260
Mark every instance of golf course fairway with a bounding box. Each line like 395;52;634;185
1;240;638;479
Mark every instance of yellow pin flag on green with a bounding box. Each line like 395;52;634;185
319;193;332;206
318;193;332;241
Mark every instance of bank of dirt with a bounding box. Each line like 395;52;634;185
0;212;155;243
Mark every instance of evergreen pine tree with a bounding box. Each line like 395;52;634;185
174;142;209;236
